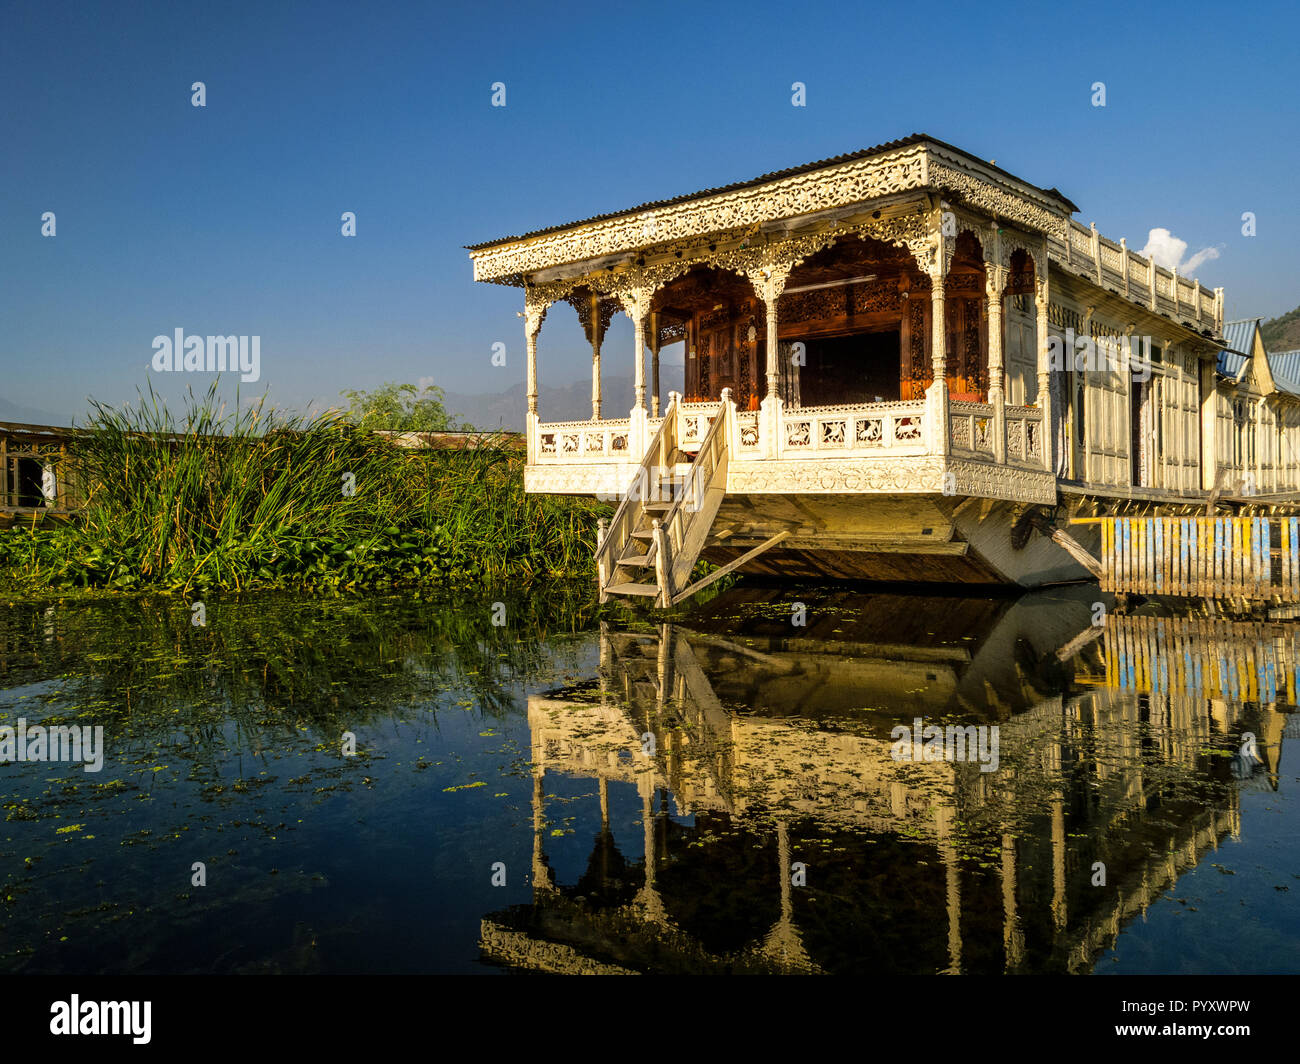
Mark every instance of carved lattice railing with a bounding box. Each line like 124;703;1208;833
777;400;927;458
948;401;996;458
534;418;632;464
948;401;1043;467
1003;404;1043;465
677;401;723;449
1048;219;1222;332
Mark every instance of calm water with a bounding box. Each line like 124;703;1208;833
0;583;1296;974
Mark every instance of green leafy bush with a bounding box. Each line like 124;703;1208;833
0;383;605;593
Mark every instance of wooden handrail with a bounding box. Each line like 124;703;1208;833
660;394;733;594
595;396;678;574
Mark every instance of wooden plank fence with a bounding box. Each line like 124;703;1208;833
1104;614;1299;705
1100;516;1300;600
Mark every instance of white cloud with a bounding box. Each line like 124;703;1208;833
1139;227;1221;275
1180;245;1221;275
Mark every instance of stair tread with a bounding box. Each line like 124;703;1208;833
630;529;654;540
604;582;661;597
618;553;654;566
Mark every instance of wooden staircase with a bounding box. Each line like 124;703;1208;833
596;390;789;608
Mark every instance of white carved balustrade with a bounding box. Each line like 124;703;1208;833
1051;218;1222;332
1002;404;1044;466
533;417;632;464
772;400;929;459
735;411;761;454
948;400;997;458
676;401;724;450
532;397;1046;477
948;400;1043;467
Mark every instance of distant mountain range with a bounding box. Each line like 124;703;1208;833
0;378;641;434
14;306;1300;435
442;375;638;431
0;396;64;426
1263;307;1300;353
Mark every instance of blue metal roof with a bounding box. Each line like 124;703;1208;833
1218;350;1249;378
1269;349;1300;394
1218;319;1258;379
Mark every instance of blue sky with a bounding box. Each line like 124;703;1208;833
2;0;1297;425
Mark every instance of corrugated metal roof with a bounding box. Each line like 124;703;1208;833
1218;319;1258;379
1271;372;1300;397
1222;319;1257;354
465;134;1080;251
1218;351;1248;378
1269;348;1300;389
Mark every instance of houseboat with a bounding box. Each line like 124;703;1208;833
467;134;1293;605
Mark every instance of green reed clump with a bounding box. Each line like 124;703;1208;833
0;384;605;593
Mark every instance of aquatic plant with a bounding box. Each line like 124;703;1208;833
0;383;605;593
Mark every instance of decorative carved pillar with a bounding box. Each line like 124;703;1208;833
618;287;652;414
590;292;602;421
524;300;547;417
523;293;550;465
986;266;1006;403
650;312;661;418
633;308;647;413
615;286;653;457
987;265;1007;463
743;264;792;400
930;270;947;387
744;263;793;460
1035;277;1055;474
928;260;951;458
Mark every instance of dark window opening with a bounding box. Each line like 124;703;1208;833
15;458;44;507
797;331;901;407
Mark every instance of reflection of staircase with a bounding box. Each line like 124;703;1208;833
596;390;788;608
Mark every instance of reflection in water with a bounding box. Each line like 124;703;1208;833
0;589;601;974
0;586;1293;974
483;587;1294;975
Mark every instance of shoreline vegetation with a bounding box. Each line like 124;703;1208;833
0;384;606;594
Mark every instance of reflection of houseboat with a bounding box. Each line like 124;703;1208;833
480;588;1288;974
468;135;1299;604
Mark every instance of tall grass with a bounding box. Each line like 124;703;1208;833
0;383;605;592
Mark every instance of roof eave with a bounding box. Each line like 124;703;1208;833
465;134;1076;254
